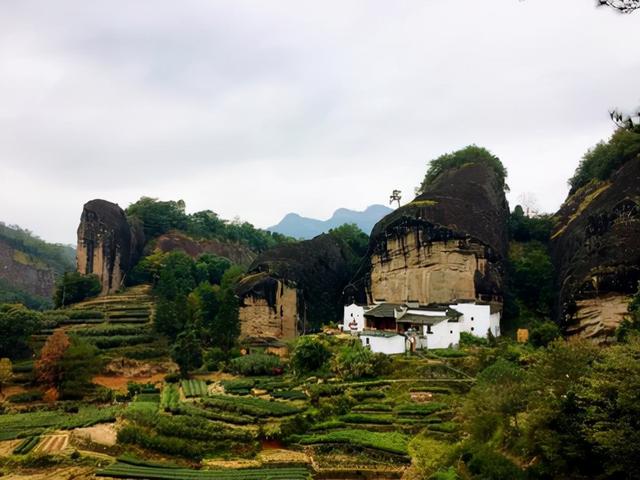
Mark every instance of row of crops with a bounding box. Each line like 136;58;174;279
97;462;311;479
202;394;304;418
181;379;208;397
0;406;120;441
12;435;40;455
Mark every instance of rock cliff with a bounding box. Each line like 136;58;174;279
351;162;509;308
235;234;352;342
153;231;255;267
0;237;56;299
551;157;640;342
76;199;145;295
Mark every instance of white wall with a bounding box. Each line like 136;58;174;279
422;320;460;349
451;303;493;338
343;304;365;332
360;334;406;354
490;312;501;337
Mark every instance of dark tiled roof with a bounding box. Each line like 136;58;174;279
396;313;447;325
364;303;405;318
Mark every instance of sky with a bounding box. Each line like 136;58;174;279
1;0;639;245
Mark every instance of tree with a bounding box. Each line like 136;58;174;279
331;340;378;380
0;304;42;358
54;272;101;307
188;282;221;345
577;336;640;477
36;330;71;387
212;287;240;353
528;321;561;348
195;254;232;285
126;197;189;239
0;358;13;398
290;336;332;375
417;145;508;194
171;329;202;377
57;338;102;399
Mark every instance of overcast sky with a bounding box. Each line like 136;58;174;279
1;0;639;245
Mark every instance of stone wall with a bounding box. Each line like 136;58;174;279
0;238;56;298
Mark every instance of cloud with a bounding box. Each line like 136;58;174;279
0;0;639;244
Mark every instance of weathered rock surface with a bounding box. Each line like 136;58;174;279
352;162;509;307
236;234;352;342
153;231;256;267
551;157;640;342
77;199;145;295
0;238;56;298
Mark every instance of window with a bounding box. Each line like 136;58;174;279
450;330;453;334
471;317;474;321
427;325;433;334
365;337;370;345
471;327;475;332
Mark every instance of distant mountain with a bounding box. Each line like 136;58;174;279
268;205;393;239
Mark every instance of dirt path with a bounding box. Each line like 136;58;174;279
93;373;166;392
3;467;95;479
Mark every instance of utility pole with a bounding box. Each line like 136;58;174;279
390;190;402;208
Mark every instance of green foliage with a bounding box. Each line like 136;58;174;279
458;332;488;347
394;402;447;417
171;329;203;376
462;443;524;480
339;413;394;424
417;145;508;194
577;336;640;478
508;206;554;243
54;272;101;307
616;283;640;341
57;337;102;399
0;222;75;276
180;379;208;397
0;406;119;440
528;321;561;347
331;340;390;380
12;435;40;455
210;285;240;353
228;353;282;376
0;304;42;358
7;391;43;403
203;394;303;417
409;435;457;478
126;197;293;252
290;336;332;375
0;277;52;310
294;428;409;456
568;126;640;193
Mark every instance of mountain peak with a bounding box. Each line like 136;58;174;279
268;205;392;239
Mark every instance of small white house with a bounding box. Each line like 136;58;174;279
342;300;500;354
451;302;501;338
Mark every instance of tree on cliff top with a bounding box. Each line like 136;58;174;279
416;145;508;195
568;126;640;193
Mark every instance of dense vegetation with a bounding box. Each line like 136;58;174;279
126;197;292;252
0;222;75;275
568;125;640;193
416;145;508;194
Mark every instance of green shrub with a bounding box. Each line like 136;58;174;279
203;394;302;418
181;379;208;397
294;428;409;456
7;391;43;403
67;310;104;320
290;336;332;375
463;444;524;480
395;402;447;417
228;353;282;376
164;372;181;383
459;332;488;347
528;321;561;348
331;341;383;380
340;413;394;424
431;349;467;358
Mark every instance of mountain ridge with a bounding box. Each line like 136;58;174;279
267;204;393;239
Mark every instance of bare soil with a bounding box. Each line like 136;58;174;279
92;373;166;392
72;423;117;446
3;467;95;479
0;439;21;457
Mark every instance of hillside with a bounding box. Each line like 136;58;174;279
0;223;75;308
268;205;392;239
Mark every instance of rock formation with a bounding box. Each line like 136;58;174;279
551;157;640;342
351;162;509;309
236;234;352;342
153;231;255;267
77;200;145;295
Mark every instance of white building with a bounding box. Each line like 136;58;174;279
342;300;500;354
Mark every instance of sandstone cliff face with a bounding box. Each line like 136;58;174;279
236;234;352;342
551;157;640;342
0;238;56;299
153;231;256;267
357;163;509;307
77;200;145;295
